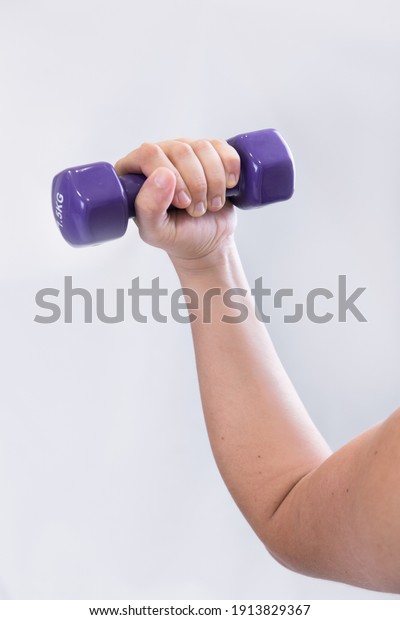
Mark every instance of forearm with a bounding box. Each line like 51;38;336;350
171;241;331;537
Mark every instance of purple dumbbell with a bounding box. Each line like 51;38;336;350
51;128;295;247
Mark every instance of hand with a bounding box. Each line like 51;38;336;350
114;138;241;265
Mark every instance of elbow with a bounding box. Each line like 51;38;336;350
255;473;321;578
260;523;311;578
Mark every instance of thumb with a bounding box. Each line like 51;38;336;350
134;167;176;236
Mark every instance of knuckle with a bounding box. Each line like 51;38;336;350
210;139;241;173
192;139;212;152
139;142;161;160
190;177;207;197
171;141;193;158
210;138;225;148
226;148;241;168
207;173;226;194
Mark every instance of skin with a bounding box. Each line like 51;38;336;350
114;139;400;594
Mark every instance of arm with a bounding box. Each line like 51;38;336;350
115;138;400;594
172;245;400;593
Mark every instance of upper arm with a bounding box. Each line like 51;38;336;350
263;408;400;593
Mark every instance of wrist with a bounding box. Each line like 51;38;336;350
170;240;249;296
169;238;239;278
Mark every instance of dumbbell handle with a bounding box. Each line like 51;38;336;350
119;170;242;218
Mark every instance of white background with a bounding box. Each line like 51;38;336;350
0;0;399;599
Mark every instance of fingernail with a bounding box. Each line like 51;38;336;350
211;196;222;209
227;173;237;188
154;169;170;189
177;190;191;206
193;201;206;216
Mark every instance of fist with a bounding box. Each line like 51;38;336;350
114;138;241;262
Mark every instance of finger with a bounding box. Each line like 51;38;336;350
114;143;192;209
189;140;227;212
134;167;176;245
209;139;241;189
162;141;208;218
